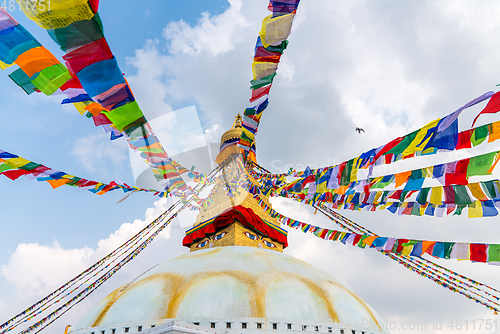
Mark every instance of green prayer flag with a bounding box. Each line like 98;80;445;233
48;14;104;52
410;204;421;216
250;73;276;89
454;185;472;204
31;63;71;95
467;151;498;177
481;180;497;199
265;40;288;54
471;124;489;147
417;188;431;205
105;101;144;131
19;162;42;171
0;164;12;173
488;244;500;262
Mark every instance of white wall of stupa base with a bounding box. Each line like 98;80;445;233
73;319;385;334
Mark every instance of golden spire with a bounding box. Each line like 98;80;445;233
215;114;244;165
185;115;286;253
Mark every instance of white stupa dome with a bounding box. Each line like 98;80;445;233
75;246;387;334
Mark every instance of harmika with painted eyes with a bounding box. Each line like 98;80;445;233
196;225;276;249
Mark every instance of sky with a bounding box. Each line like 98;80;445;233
1;1;500;334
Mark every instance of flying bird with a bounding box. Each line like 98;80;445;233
355;127;365;133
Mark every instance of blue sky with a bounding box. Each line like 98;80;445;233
1;1;500;334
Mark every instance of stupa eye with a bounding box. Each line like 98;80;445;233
214;232;227;241
263;240;276;248
244;232;258;241
196;240;209;248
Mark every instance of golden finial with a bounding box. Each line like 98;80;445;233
231;114;242;129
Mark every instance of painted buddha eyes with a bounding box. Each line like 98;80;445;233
244;232;258;241
196;240;209;248
214;232;227;241
263;240;276;248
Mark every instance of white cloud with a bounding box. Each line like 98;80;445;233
1;241;95;297
163;0;248;56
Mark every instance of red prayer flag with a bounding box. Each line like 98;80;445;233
250;84;272;103
445;158;469;186
456;129;473;150
472;91;500;127
1;169;31;180
389;190;403;200
470;243;487;262
443;186;456;204
64;38;113;75
395;239;410;254
352;234;362;245
93;113;113;126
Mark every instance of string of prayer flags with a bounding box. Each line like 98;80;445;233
16;2;210;197
252;192;500;264
269;149;500;209
238;0;300;163
0;149;168;198
315;204;500;312
266;91;498;187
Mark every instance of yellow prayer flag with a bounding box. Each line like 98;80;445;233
468;183;488;201
419;203;427;216
252;61;278;81
429;187;443;205
20;0;95;29
488;121;500;143
349;157;359;182
259;14;294;48
401;245;413;257
402;119;440;158
73;102;89;115
468;201;483;218
4;157;30;168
